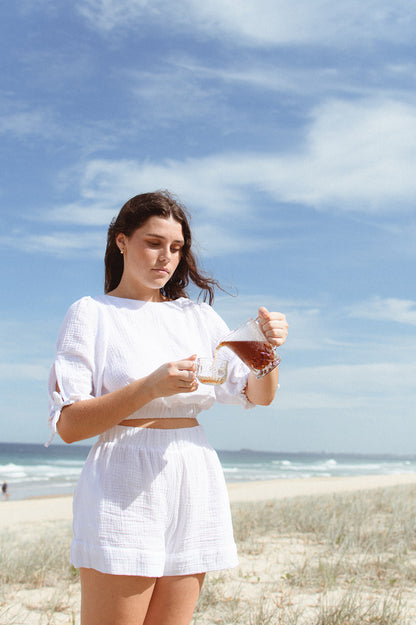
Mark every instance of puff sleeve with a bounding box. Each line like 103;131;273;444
47;297;99;445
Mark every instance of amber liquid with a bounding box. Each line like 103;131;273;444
216;340;277;373
197;374;227;385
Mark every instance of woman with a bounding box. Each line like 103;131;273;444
48;191;288;625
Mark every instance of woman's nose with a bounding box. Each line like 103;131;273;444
158;246;171;261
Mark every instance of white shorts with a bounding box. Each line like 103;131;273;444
71;424;238;577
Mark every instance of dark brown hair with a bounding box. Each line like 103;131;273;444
104;190;221;304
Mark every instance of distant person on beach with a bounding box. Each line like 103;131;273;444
47;191;288;625
1;481;9;500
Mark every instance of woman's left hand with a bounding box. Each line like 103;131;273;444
258;306;288;347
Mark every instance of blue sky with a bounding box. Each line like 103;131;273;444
1;1;415;453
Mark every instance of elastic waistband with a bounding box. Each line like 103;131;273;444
97;424;211;450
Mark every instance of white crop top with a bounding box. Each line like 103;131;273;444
47;295;254;442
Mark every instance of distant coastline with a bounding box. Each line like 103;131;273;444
2;441;416;501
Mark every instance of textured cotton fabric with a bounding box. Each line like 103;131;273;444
48;294;254;576
48;295;253;438
71;425;238;576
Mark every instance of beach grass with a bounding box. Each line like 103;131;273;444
2;484;416;623
0;522;78;625
0;521;75;588
194;485;416;624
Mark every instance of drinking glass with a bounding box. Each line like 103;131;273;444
196;357;228;385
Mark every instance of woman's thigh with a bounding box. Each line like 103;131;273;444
144;573;205;625
80;568;156;625
80;568;205;625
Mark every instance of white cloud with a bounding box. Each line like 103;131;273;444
176;57;416;107
183;0;377;47
278;361;416;412
129;67;224;123
0;231;105;257
223;97;416;213
0;362;49;382
40;97;416;222
173;60;335;98
43;202;116;227
0;109;53;139
49;156;254;218
291;362;416;394
299;99;416;210
193;223;274;258
75;0;151;32
0;95;117;152
349;297;416;326
75;0;416;47
190;1;416;47
10;96;413;264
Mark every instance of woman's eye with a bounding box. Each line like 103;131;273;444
147;241;182;253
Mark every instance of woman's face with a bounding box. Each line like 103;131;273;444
116;215;185;299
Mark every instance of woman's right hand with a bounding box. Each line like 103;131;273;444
146;354;199;399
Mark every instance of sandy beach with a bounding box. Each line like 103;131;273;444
2;473;416;624
2;472;416;530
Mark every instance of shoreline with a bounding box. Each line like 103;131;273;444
2;472;416;530
227;472;416;502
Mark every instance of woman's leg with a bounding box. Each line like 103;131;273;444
80;568;205;625
144;573;205;625
80;568;156;625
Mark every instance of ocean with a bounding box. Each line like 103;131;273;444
1;442;416;501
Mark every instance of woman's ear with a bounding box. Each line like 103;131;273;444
115;233;127;252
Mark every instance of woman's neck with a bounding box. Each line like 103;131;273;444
108;285;165;302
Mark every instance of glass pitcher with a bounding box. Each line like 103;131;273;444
216;317;281;378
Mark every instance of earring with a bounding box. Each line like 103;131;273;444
120;249;124;255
